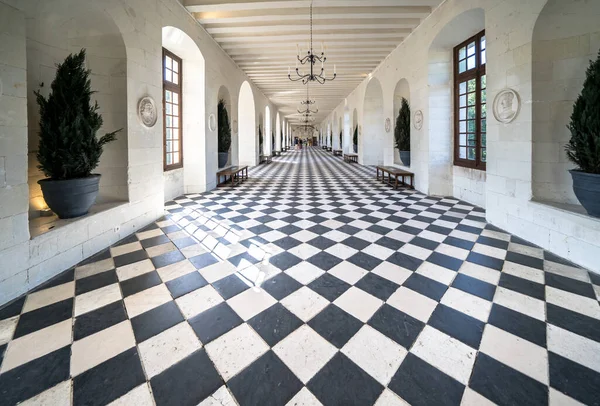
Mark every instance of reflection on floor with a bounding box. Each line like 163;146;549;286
1;147;599;406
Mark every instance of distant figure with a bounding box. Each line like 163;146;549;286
294;137;298;150
299;139;303;149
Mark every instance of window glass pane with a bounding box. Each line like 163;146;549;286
481;75;486;89
173;154;180;164
481;119;487;133
165;91;172;102
481;148;487;162
467;134;476;146
467;93;476;106
167;154;172;165
467;41;476;56
459;121;466;132
173;60;178;73
166;116;172;127
467;106;476;119
459;82;466;94
459;133;466;145
166;103;172;114
165;70;172;82
166;141;172;152
467;55;476;70
481;88;487;103
481;36;486;50
173;105;179;116
468;79;476;92
173;93;179;103
173;73;178;85
165;56;172;69
467;147;476;160
482;133;487;148
458;47;466;60
459;147;467;159
459;108;466;120
173;142;179;152
459;60;466;73
481;103;487;118
459;95;466;107
166;128;172;139
173;129;179;140
467;120;475;133
481;50;486;65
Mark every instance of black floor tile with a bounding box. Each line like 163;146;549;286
389;353;465;406
74;300;128;341
368;304;424;349
498;273;545;301
341;236;370;251
189;302;243;344
151;250;186;269
505;251;544;270
189;252;219;269
248;303;303;346
131;301;184;343
228;351;303;406
466;252;504;271
346;252;382;271
75;270;118;295
307;236;337;250
308;304;363;349
165;271;208;299
269;252;302;271
545;273;596;299
547;303;600;343
151;349;223;406
375;236;404;251
427;252;463;272
0;346;70;406
469;352;548;406
273;236;302;250
172;236;197;250
476;235;509;250
308;352;384;406
113;249;149;268
549;351;600;406
403;273;447;301
308;273;351;302
386;252;423;271
410;237;440;251
444;236;475;251
261;273;303;300
0;297;25;321
120;271;162;297
487;304;547;348
33;268;75;291
355;272;399;301
140;234;171;249
428;304;485;349
452;273;496;301
212;274;250;300
307;252;343;271
13;299;73;339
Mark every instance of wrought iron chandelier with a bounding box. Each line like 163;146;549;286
288;2;336;85
298;85;318;114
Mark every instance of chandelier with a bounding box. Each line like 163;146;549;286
298;85;318;114
288;2;336;85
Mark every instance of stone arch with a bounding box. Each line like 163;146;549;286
428;8;485;198
162;26;206;197
532;0;600;206
24;0;129;215
238;81;257;166
393;78;411;166
362;77;385;165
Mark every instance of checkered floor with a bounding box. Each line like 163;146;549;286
1;147;600;406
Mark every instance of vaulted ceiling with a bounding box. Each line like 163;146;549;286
183;0;443;125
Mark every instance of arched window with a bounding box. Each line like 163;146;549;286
163;48;183;170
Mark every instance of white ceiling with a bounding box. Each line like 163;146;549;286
183;0;443;125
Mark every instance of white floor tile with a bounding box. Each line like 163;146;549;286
116;259;155;281
458;261;501;285
156;259;196;282
281;286;330;322
333;287;383;323
387;286;437;323
19;380;71;406
416;262;456;286
374;389;410;406
548;324;600;373
199;386;239;406
546;286;600;320
285;262;325;285
472;243;507;260
441;287;492;322
110;241;143;258
328;262;368;285
342;325;407;385
460;388;496;406
198;260;236;284
75;258;115;279
108;384;154;406
0;316;18;345
205;324;269;381
410;326;476;385
274;325;337;383
288;244;321;260
124;283;172;318
372;262;412;286
227;288;277;321
146;242;177;258
175;285;224;319
493;286;545;321
502;261;545;284
286;387;324;406
74;283;122;317
22;282;75;313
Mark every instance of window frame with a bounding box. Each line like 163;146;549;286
162;48;183;171
453;30;486;170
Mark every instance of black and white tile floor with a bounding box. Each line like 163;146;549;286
1;147;600;406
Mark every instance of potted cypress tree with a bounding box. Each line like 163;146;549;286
280;129;283;149
395;98;411;167
566;50;600;217
217;99;231;168
272;130;275;151
353;126;358;153
258;124;263;156
339;130;342;150
35;49;120;219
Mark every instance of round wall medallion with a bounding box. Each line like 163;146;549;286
233;119;238;134
208;114;217;131
138;96;157;128
493;88;520;124
385;118;391;133
413;110;423;130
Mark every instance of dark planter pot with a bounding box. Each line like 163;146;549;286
570;170;600;217
399;151;411;167
353;144;357;153
38;174;101;219
218;152;229;168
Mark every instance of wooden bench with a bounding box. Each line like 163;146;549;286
217;165;248;188
376;166;415;190
273;150;281;157
259;154;272;164
326;146;332;152
322;145;327;150
344;153;358;163
333;149;342;156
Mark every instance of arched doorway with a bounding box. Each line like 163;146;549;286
162;26;206;198
362;78;385;165
238;81;257;166
393;79;410;166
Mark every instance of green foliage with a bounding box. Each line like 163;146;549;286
339;131;342;147
258;124;263;152
395;97;411;151
272;131;275;149
353;126;358;146
35;49;120;180
566;50;600;174
218;99;231;153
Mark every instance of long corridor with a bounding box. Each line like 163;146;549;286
1;147;600;406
